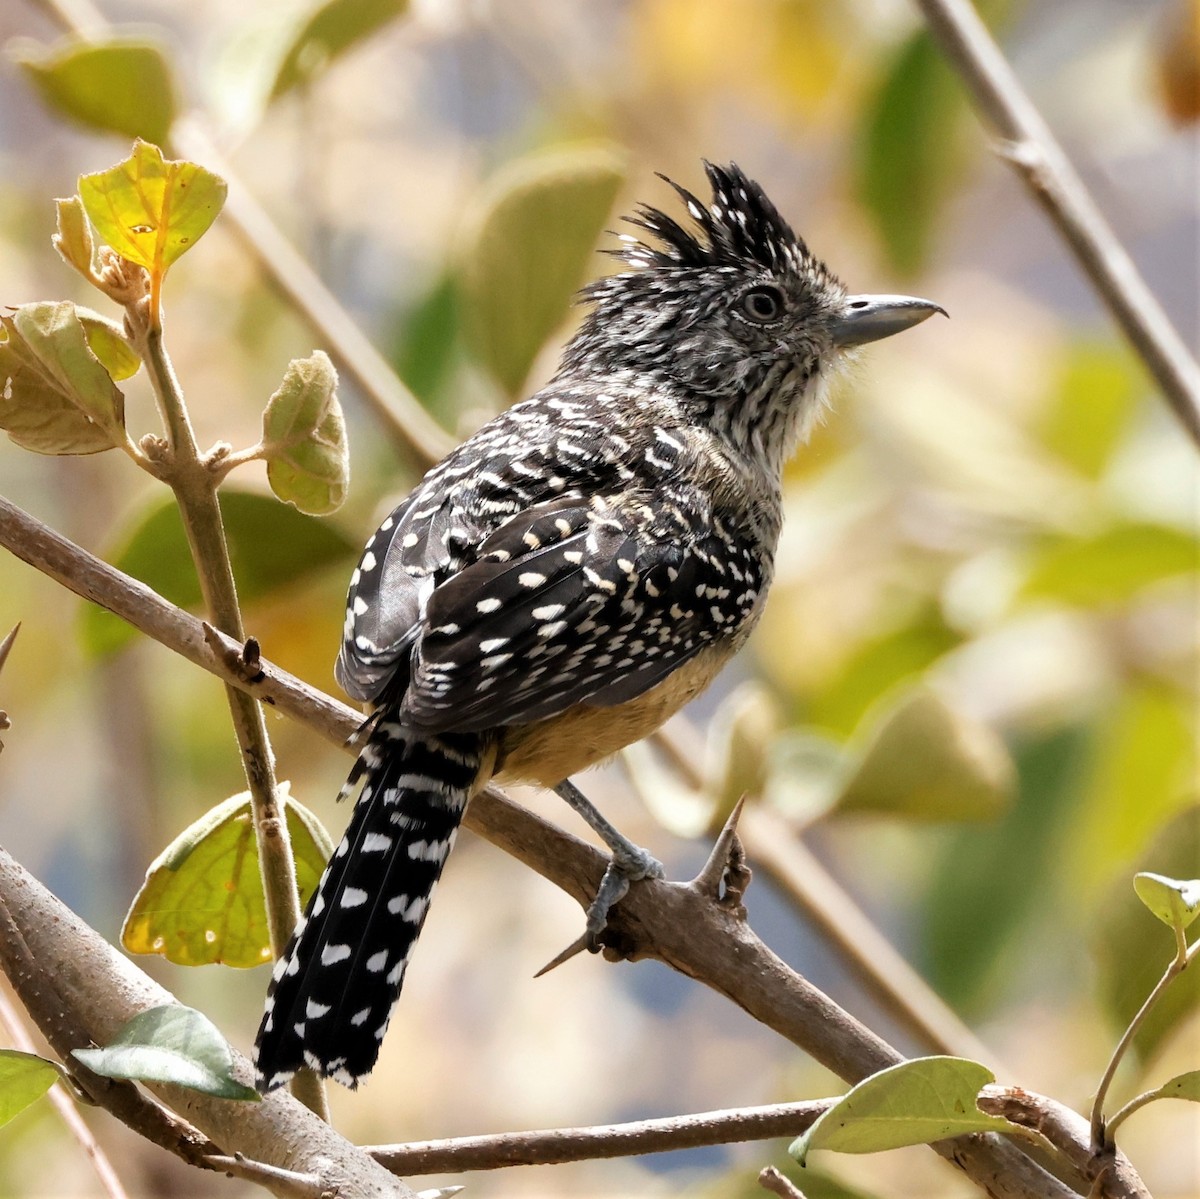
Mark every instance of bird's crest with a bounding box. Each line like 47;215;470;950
611;161;811;276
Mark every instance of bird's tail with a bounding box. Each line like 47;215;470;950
254;716;488;1091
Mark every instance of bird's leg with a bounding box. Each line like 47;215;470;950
553;779;665;938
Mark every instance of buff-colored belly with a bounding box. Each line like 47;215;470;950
494;643;734;788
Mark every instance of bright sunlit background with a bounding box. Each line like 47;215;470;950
0;1;1196;1196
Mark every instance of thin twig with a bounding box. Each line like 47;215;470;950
1089;934;1199;1149
913;0;1200;445
366;1100;829;1173
0;987;131;1199
0;495;1092;1199
130;311;328;1121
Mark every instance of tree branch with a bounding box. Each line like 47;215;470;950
0;492;1097;1198
0;841;418;1198
366;1100;830;1173
913;0;1200;446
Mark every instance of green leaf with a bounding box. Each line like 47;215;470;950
269;0;409;101
0;1051;60;1127
73;1005;259;1100
923;724;1090;1011
78;141;227;276
12;37;177;146
1133;872;1200;932
122;784;332;968
789;1057;1013;1164
1037;342;1142;479
1021;521;1198;608
1095;806;1200;1064
460;145;626;396
75;308;141;381
854;30;966;276
0;301;126;455
53;195;95;278
1148;1070;1200;1103
390;272;462;413
833;688;1015;822
261;350;349;515
80;488;357;656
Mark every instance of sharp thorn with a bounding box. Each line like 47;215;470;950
0;623;21;674
534;932;594;978
692;794;748;894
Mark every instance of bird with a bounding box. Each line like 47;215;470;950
254;161;943;1092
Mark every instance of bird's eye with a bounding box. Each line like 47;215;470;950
740;285;784;323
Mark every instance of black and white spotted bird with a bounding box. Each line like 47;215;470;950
254;162;943;1091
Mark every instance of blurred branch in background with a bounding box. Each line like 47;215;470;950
913;0;1200;445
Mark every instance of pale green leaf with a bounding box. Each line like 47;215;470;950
79;141;227;275
269;0;409;101
833;688;1015;822
460;145;626;396
122;783;333;968
790;1057;1013;1164
0;301;125;455
73;1005;258;1100
261;350;349;515
1134;872;1200;931
75;307;141;381
1150;1070;1200;1103
0;1051;60;1128
13;37;176;146
1020;522;1198;608
52;195;95;278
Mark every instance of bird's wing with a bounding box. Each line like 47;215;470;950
402;492;763;733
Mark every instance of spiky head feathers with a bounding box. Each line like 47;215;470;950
560;163;847;459
614;162;818;278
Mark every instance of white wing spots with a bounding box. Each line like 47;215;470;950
350;1007;372;1026
362;832;393;853
518;572;546;588
366;949;388;973
361;551;377;572
531;603;565;621
401;532;419;547
379;516;394;532
477;597;502;614
320;943;351;966
388;893;429;922
386;959;407;985
538;620;568;639
341;887;368;908
352;596;369;616
305;999;331;1019
479;637;509;652
563;550;583;565
407;838;447;862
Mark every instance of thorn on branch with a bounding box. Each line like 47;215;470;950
202;624;267;688
205;1152;329;1199
692;795;752;915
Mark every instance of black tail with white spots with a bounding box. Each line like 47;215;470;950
254;718;487;1091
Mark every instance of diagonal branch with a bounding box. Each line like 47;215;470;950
0;492;1101;1199
914;0;1200;445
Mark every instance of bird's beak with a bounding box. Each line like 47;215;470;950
831;294;947;348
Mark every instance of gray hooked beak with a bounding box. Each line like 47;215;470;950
831;294;947;348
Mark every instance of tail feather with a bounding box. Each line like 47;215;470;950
254;718;486;1091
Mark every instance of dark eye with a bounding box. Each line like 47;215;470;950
740;285;784;323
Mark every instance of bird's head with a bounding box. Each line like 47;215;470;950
561;162;943;467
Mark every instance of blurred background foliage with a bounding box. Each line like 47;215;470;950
0;0;1196;1196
